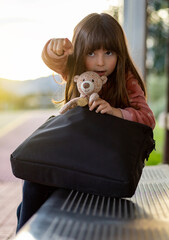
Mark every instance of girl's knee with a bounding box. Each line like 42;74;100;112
22;181;56;201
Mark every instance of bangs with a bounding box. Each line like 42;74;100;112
84;24;119;54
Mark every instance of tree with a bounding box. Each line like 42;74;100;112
146;0;169;117
147;0;168;75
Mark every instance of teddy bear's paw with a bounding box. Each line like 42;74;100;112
89;93;99;105
77;97;88;107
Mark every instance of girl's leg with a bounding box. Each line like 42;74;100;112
16;181;56;233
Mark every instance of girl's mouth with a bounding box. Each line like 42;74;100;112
95;71;106;76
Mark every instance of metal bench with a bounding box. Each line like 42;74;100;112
14;164;169;240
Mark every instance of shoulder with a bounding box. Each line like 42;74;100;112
125;71;138;84
125;71;140;88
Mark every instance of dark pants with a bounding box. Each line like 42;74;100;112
16;181;56;233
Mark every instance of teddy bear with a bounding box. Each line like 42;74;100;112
59;71;107;114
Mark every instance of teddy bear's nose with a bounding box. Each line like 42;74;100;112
83;82;90;88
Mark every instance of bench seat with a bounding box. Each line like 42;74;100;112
14;164;169;240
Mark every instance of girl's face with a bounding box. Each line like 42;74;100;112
85;48;117;77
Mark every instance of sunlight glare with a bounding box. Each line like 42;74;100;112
157;9;169;23
0;0;111;81
16;231;36;240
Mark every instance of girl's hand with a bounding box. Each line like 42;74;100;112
48;38;73;56
89;98;123;118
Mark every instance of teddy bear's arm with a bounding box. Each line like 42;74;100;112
59;96;88;114
89;93;99;105
59;98;78;114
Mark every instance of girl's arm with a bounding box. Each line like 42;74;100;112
120;76;156;129
89;76;155;129
41;38;73;80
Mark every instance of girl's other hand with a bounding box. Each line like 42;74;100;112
48;38;73;56
89;98;123;118
89;98;113;114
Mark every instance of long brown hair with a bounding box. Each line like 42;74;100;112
65;13;146;108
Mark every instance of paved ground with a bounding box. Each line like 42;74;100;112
0;109;57;182
0;109;57;239
0;182;22;240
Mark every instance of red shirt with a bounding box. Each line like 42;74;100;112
120;72;155;129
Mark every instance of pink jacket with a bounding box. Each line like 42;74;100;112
120;72;155;129
42;41;156;129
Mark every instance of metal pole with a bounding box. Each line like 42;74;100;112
123;0;147;80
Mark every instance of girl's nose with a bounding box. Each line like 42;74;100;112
97;55;104;66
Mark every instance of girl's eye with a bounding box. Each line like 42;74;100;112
105;51;113;56
88;52;95;57
92;79;94;82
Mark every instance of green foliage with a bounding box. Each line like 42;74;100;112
147;0;168;75
146;122;164;165
147;73;167;118
146;1;168;166
151;0;169;10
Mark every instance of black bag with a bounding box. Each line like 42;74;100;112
10;106;155;197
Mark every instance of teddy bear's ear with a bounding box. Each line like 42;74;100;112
74;75;79;82
101;76;108;84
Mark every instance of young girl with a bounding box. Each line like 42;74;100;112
42;13;155;128
16;13;155;232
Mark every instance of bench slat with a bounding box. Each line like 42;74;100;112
15;165;169;240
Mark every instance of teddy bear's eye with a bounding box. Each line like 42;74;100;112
92;79;94;82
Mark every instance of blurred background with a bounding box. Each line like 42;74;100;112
0;0;168;237
0;0;169;176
